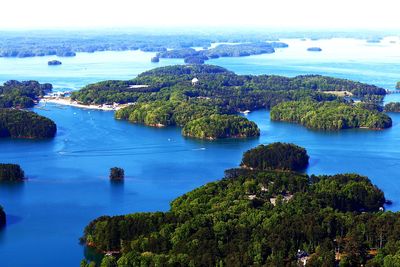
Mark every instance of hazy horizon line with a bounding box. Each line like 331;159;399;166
0;26;399;34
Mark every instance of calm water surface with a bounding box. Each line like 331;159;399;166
1;38;400;266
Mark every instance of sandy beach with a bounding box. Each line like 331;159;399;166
40;98;132;111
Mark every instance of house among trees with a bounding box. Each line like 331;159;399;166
270;193;293;206
191;77;199;86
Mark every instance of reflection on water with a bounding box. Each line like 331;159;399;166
0;182;25;200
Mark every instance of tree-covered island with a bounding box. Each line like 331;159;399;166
0;80;52;108
71;65;389;138
48;60;62;66
157;42;289;64
0;163;25;182
241;143;309;171
81;144;399;266
110;167;125;181
307;47;322;52
270;101;392;130
0;109;57;139
182;114;260;140
150;57;160;63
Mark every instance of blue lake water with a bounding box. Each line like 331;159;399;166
1;37;400;266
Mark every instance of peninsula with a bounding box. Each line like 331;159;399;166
71;65;388;139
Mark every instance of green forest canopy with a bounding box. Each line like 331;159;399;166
241;143;309;171
156;42;289;63
72;65;386;106
0;109;57;139
73;65;388;138
82;145;397;267
182;114;260;140
270;100;392;130
0;206;5;227
0;80;52;108
0;163;25;182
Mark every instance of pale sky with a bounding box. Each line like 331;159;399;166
1;0;399;30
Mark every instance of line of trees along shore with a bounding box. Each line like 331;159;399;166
270;100;392;130
0;80;57;139
81;143;399;267
0;80;52;108
0;31;391;58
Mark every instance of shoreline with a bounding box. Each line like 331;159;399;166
39;98;132;111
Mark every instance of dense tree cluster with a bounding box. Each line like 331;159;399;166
0;48;76;58
0;80;52;108
270;100;392;130
0;205;5;228
0;163;25;182
182;114;260;140
183;56;207;64
384;102;400;112
48;60;62;65
241;143;309;171
73;65;386;139
0;109;57;139
157;42;289;63
109;167;124;181
115;100;219;127
82;144;395;266
356;102;384;112
150;57;159;63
